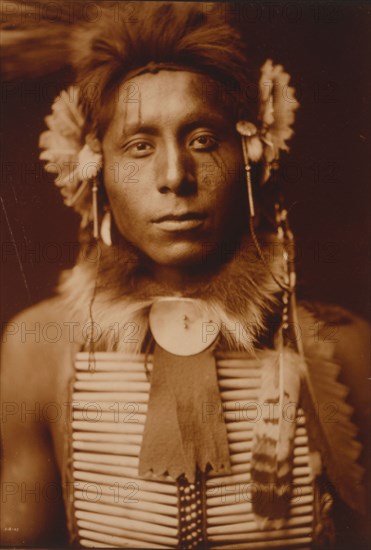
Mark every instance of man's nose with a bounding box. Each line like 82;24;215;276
157;142;196;195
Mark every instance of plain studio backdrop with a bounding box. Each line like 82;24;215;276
0;1;369;327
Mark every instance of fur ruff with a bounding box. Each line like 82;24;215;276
58;233;284;353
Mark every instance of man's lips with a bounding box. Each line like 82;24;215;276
152;212;207;231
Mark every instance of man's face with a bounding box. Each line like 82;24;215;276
102;70;246;267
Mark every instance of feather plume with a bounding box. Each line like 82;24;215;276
0;0;80;80
251;348;301;525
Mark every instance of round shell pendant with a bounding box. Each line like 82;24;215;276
149;298;220;356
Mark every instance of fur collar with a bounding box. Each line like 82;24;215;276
58;233;284;353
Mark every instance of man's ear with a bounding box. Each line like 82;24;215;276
85;133;102;154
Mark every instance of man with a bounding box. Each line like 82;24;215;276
1;2;369;548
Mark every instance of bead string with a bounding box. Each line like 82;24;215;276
177;472;205;549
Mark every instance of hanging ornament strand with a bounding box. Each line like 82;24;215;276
274;202;303;352
237;121;291;294
91;178;99;239
87;188;101;372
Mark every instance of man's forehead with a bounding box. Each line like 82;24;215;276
118;70;220;99
107;70;230;134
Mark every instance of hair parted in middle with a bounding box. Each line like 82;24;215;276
71;1;254;138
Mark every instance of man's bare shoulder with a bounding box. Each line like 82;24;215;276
297;301;369;369
1;296;80;404
297;301;370;434
5;295;71;324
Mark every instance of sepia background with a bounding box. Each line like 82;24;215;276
1;1;369;327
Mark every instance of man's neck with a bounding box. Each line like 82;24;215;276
146;261;216;291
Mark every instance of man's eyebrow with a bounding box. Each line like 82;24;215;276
180;114;228;134
120;113;228;138
121;125;159;138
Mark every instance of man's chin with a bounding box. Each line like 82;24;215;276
144;241;211;269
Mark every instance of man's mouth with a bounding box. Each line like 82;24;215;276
152;212;207;231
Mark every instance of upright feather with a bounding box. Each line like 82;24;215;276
251;347;301;525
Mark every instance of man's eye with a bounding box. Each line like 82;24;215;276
135;142;151;151
125;141;154;157
189;134;218;151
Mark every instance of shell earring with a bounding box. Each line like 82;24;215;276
100;210;112;247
